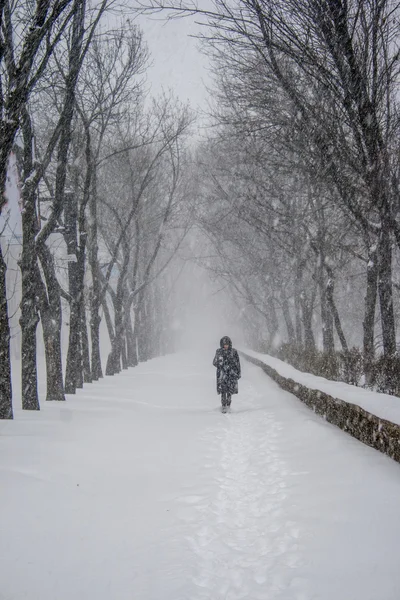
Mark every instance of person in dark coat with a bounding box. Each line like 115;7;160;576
213;336;241;411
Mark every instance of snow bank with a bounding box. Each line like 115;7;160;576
243;349;400;424
241;349;400;463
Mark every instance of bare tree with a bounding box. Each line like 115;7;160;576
66;25;148;389
96;96;193;375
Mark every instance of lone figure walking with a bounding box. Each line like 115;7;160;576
213;336;241;412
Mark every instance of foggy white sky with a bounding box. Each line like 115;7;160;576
136;11;212;115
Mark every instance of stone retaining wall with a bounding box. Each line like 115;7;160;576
241;351;400;465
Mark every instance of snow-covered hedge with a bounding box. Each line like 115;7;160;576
241;351;400;465
275;342;400;397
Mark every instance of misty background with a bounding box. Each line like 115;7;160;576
1;0;400;418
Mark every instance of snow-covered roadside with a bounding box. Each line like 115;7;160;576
1;351;400;600
243;348;400;426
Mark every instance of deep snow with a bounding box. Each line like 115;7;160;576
1;351;400;600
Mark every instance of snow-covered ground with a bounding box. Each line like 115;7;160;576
1;351;400;600
244;348;400;426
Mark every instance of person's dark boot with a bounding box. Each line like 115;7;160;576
221;392;227;412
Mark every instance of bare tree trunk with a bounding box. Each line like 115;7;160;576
19;108;40;410
294;260;304;346
37;247;65;401
300;291;316;351
80;303;92;383
20;300;40;410
41;310;65;401
153;282;164;357
90;294;102;379
64;170;91;390
137;294;150;362
377;223;396;357
89;166;102;380
102;297;114;348
144;285;155;360
64;191;83;394
0;243;13;419
317;254;335;353
125;298;137;367
71;117;93;386
363;244;378;365
105;292;124;375
121;334;128;370
325;270;348;352
281;290;296;344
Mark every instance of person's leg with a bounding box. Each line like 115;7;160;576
221;391;227;406
227;393;231;407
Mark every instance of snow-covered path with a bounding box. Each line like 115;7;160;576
2;352;400;600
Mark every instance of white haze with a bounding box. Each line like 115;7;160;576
165;233;245;356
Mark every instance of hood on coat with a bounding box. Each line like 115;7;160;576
220;336;232;349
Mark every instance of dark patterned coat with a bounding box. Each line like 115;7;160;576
213;336;241;395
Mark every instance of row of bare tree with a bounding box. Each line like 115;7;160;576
150;0;400;378
0;0;193;419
